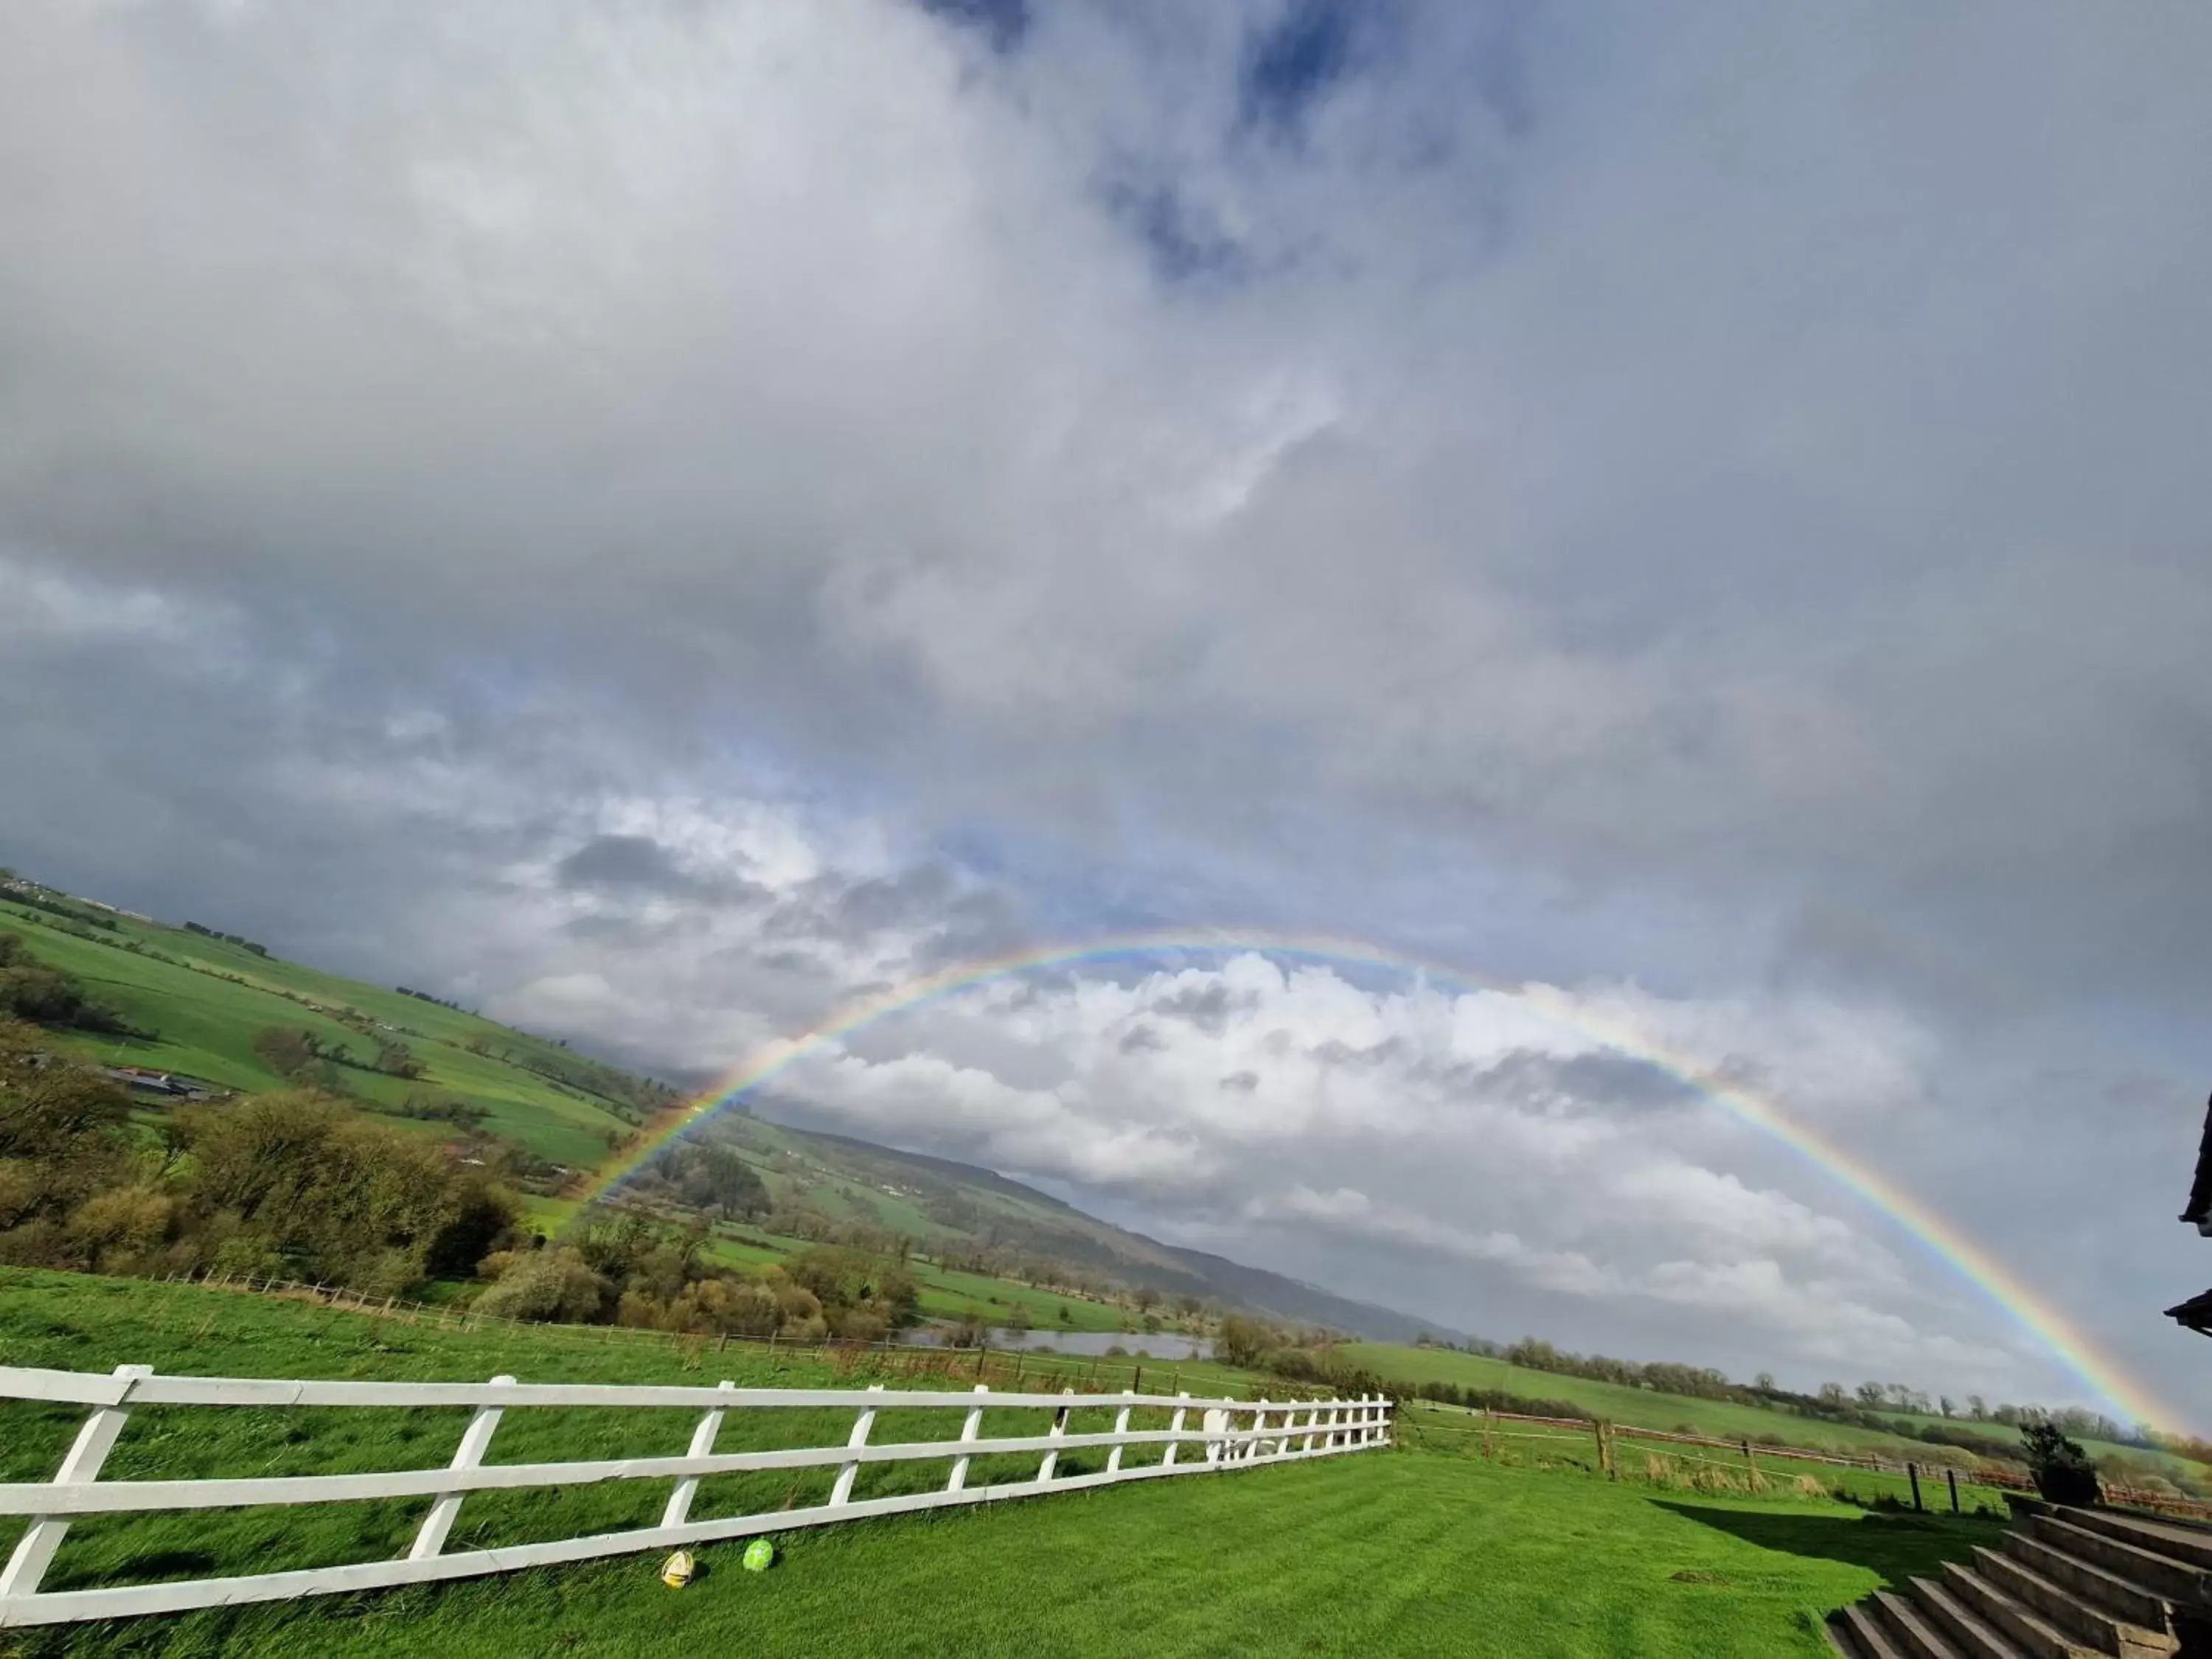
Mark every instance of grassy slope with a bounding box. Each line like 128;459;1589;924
1;904;636;1169
2;898;1337;1342
0;1271;2000;1659
1343;1344;2206;1482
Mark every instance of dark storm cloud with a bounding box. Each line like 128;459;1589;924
560;835;714;899
6;1;2212;1418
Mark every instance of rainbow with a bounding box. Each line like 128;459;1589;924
571;929;2188;1432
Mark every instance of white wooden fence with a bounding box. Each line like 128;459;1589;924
0;1365;1391;1627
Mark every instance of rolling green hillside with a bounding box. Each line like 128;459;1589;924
0;881;1440;1340
1;894;655;1170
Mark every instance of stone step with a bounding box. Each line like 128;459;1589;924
2052;1509;2212;1576
2028;1516;2212;1608
1831;1599;1911;1658
1874;1589;1969;1659
2003;1529;2178;1635
1971;1545;2178;1657
1938;1561;2104;1659
1913;1574;2035;1659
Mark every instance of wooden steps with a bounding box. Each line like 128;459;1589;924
1827;1501;2212;1659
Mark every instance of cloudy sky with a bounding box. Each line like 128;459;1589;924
6;0;2211;1423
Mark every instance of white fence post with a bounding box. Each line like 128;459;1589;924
1162;1392;1191;1468
829;1385;883;1506
1301;1405;1321;1453
1202;1402;1231;1467
1036;1388;1073;1483
946;1385;988;1492
408;1374;513;1560
1105;1402;1133;1473
0;1364;150;1601
660;1379;734;1529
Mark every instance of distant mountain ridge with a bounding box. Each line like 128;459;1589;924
734;1107;1458;1344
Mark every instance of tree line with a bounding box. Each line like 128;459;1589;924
1423;1332;2158;1455
0;933;144;1037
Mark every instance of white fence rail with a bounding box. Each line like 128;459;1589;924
0;1365;1391;1627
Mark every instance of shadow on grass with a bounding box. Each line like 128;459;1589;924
1652;1500;2005;1590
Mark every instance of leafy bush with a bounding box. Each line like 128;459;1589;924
0;933;133;1033
476;1248;610;1322
2022;1418;2102;1506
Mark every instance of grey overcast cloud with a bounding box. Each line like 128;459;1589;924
4;1;2211;1425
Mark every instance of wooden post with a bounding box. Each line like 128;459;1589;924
1741;1439;1761;1486
661;1380;734;1528
1907;1462;1924;1512
410;1375;514;1559
1483;1408;1495;1460
1013;1352;1024;1385
975;1344;987;1379
0;1365;152;1601
1594;1420;1615;1479
1946;1467;1961;1514
947;1385;989;1492
829;1385;884;1507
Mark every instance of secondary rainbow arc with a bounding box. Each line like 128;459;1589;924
570;928;2187;1433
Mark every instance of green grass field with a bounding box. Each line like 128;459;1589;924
0;1271;2001;1658
1;903;635;1169
1338;1343;2208;1485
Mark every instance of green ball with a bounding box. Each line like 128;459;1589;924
742;1538;776;1573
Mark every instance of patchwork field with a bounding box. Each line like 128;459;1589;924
0;1271;2000;1658
1;901;641;1169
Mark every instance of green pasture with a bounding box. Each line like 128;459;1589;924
0;905;631;1167
908;1262;1131;1333
0;1273;2002;1658
1345;1344;2010;1467
1398;1404;2014;1518
1343;1344;2208;1487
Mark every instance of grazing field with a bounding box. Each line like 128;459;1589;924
0;1274;2000;1659
0;902;639;1168
1339;1343;2206;1484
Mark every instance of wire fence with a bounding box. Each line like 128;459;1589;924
1397;1402;2212;1523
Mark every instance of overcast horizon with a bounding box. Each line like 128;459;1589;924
7;1;2212;1427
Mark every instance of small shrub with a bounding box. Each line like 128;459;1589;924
2022;1419;2101;1506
